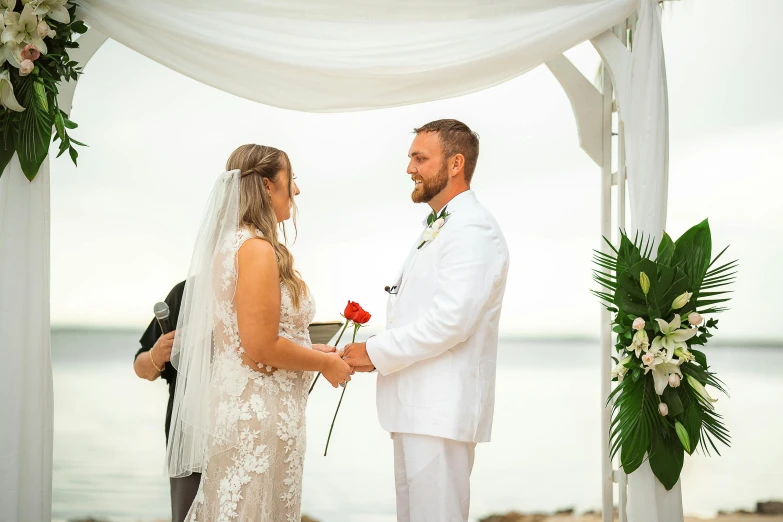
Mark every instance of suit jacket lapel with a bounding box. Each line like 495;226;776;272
397;229;427;296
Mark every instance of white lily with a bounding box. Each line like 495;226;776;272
642;339;684;395
0;0;16;16
671;291;693;310
686;374;718;410
610;355;632;382
674;346;695;362
0;69;25;111
651;314;697;363
23;0;69;24
646;357;684;395
2;4;47;55
1;40;24;67
626;329;649;358
0;0;16;21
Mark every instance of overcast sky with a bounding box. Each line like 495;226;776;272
50;0;782;342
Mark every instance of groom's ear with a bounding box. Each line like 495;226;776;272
450;153;466;178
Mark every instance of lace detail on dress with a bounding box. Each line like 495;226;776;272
186;227;315;522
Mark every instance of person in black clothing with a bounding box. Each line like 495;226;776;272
133;281;200;522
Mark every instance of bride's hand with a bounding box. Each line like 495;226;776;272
321;352;352;388
312;344;336;353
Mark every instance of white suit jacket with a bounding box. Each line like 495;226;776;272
366;190;509;443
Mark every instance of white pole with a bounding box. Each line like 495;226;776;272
600;53;614;522
614;21;629;522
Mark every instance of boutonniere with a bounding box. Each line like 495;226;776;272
418;207;450;249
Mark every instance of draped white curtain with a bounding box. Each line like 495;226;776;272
78;0;637;112
0;157;53;522
0;0;674;520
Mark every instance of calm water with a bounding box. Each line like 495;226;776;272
51;329;783;522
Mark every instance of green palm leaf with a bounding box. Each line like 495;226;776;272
14;77;54;180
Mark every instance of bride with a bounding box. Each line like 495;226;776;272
166;144;353;522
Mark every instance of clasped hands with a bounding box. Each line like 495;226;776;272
340;342;376;373
312;342;374;389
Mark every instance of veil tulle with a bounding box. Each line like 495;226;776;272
166;169;241;478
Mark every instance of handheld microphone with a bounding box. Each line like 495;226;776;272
153;302;175;334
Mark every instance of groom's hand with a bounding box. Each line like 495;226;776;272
342;342;374;371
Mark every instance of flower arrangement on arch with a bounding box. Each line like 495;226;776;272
592;219;736;490
1;0;87;180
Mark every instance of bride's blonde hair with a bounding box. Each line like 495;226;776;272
226;144;307;308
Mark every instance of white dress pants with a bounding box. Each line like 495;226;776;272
392;432;476;522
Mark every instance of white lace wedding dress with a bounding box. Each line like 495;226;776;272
185;228;316;522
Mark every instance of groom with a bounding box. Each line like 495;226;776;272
343;119;509;522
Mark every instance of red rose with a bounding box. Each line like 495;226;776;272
344;301;371;324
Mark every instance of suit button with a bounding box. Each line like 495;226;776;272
389;316;395;324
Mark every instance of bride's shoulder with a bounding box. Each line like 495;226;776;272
237;234;275;268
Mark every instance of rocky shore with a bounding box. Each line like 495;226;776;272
476;501;783;522
66;501;783;522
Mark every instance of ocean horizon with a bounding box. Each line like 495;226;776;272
51;328;783;522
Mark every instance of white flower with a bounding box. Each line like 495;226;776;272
0;0;16;29
23;0;70;24
1;8;24;68
0;69;24;111
632;317;646;331
686;374;718;410
688;312;703;326
36;19;54;38
644;334;686;395
419;212;450;248
658;402;669;416
674;346;695;362
19;58;33;75
1;4;48;56
422;226;440;243
648;360;683;395
626;329;649;358
651;315;698;363
0;0;16;18
610;355;632;382
668;373;681;387
672;291;693;310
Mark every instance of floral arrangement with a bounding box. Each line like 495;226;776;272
592;219;735;489
0;0;87;180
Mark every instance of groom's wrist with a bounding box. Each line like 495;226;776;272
366;334;397;376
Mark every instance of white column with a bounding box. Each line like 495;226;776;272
0;157;53;522
622;0;681;519
599;58;615;522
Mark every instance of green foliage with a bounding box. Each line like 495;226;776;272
649;431;685;490
593;221;734;488
0;3;86;180
0;131;14;173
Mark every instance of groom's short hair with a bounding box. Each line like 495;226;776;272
414;119;480;184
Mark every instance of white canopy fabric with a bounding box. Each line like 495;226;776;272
0;1;670;520
79;0;637;112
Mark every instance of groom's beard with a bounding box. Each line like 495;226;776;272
411;164;449;203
